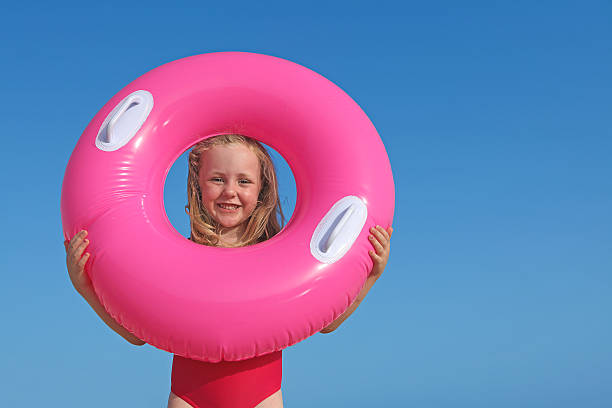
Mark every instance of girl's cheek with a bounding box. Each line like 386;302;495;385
202;185;220;198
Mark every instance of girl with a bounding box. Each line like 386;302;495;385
64;134;393;408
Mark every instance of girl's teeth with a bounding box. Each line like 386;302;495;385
219;204;239;209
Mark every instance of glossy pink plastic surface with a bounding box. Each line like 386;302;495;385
60;52;395;362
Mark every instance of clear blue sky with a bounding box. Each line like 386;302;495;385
2;1;611;407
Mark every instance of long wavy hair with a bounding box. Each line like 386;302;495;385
186;134;286;247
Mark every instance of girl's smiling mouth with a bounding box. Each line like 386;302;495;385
218;203;240;211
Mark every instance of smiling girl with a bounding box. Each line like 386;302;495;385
64;134;393;408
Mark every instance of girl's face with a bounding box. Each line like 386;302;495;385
198;143;262;232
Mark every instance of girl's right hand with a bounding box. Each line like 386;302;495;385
64;230;93;296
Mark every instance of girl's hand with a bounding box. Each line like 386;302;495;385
319;224;393;334
368;225;393;280
64;230;93;296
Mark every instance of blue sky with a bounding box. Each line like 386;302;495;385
2;1;611;407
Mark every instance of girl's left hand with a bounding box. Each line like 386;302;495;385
368;225;393;280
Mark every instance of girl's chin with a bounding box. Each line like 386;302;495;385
218;222;241;229
216;215;245;228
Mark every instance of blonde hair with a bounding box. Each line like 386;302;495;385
186;134;286;247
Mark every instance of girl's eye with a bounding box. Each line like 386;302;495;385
210;178;251;184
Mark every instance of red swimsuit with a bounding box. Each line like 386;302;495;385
171;350;283;408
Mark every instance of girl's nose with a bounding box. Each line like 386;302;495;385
222;184;237;197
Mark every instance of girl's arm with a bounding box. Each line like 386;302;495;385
65;231;146;346
320;225;393;333
320;274;378;333
80;286;146;346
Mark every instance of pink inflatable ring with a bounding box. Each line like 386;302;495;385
61;52;395;362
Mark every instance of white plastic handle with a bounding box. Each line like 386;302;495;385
323;205;355;252
310;195;368;264
106;95;140;144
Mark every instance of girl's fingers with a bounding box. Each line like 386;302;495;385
67;237;78;252
77;239;90;256
370;226;388;247
71;239;89;261
377;225;390;240
68;235;81;252
77;253;90;268
368;233;384;253
68;230;88;249
372;225;389;241
369;249;381;262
